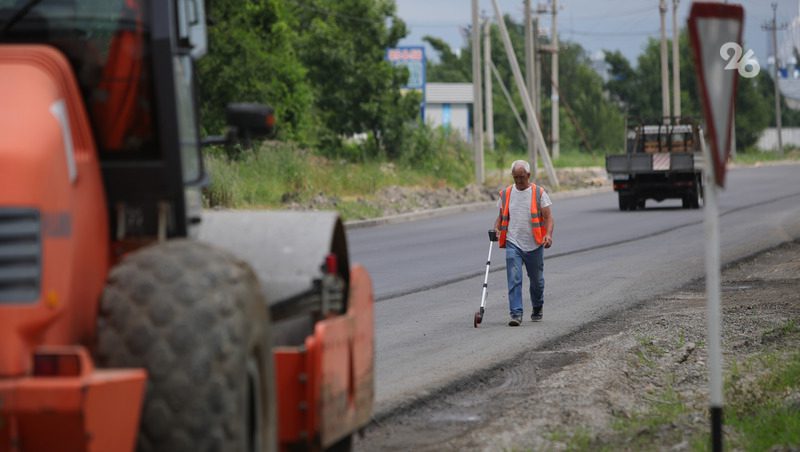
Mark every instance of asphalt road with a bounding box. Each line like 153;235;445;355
346;163;800;416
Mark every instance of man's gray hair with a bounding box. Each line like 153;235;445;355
510;160;531;174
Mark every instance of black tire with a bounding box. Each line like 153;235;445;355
95;240;275;452
682;191;700;209
618;193;630;211
690;190;701;209
619;193;637;211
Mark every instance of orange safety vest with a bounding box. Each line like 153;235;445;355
498;184;547;249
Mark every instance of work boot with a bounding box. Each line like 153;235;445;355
531;307;543;322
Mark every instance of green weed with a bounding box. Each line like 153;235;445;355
202;132;474;219
726;350;800;450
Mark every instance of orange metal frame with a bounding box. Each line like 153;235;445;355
274;265;375;450
0;347;146;452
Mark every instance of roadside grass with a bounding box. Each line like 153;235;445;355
202;137;472;216
611;381;690;445
486;146;799;175
731;147;800;165
568;320;800;451
547;427;596;452
633;335;667;368
203;139;796;220
723;321;800;451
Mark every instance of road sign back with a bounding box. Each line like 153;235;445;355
688;3;744;188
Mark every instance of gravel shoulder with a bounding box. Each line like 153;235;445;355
354;240;800;451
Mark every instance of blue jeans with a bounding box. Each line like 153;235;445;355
505;241;544;317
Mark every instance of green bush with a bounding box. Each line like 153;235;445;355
399;124;474;187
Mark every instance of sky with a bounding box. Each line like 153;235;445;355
395;0;799;67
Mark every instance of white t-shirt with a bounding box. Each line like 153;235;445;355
497;185;552;252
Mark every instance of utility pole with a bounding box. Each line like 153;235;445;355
533;15;542;117
659;0;671;124
763;2;787;157
551;0;560;160
472;0;484;183
524;0;537;173
671;0;681;119
484;19;494;151
491;0;559;188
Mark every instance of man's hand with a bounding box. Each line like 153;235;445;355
543;235;553;248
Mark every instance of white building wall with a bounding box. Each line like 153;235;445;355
756;127;800;151
424;82;474;143
425;103;470;142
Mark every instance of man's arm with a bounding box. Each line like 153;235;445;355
541;205;554;248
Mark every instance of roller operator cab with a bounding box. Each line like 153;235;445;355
0;1;374;451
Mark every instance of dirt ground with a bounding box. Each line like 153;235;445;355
354;241;800;451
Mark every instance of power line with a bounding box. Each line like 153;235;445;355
763;2;788;157
567;5;655;20
561;28;659;37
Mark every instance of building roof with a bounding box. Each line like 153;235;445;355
425;83;473;104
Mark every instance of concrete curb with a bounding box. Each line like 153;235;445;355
345;186;612;230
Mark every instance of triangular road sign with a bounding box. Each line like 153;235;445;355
688;3;744;188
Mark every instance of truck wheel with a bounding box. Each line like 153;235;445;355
690;190;701;209
618;193;635;211
682;191;700;209
95;240;275;452
618;193;630;211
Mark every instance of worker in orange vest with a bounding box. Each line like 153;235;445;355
492;160;554;326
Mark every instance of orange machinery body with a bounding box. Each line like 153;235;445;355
0;46;146;452
0;44;373;452
275;265;375;450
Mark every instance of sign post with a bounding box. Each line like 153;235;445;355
688;3;744;451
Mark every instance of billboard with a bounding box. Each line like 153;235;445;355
386;46;426;120
386;46;426;90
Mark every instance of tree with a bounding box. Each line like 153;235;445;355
605;31;776;150
289;0;417;157
422;36;470;82
542;43;624;152
198;0;314;139
604;50;637;108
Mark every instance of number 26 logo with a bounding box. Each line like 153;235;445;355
720;42;760;78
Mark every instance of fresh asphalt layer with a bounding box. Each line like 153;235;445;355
344;164;800;417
